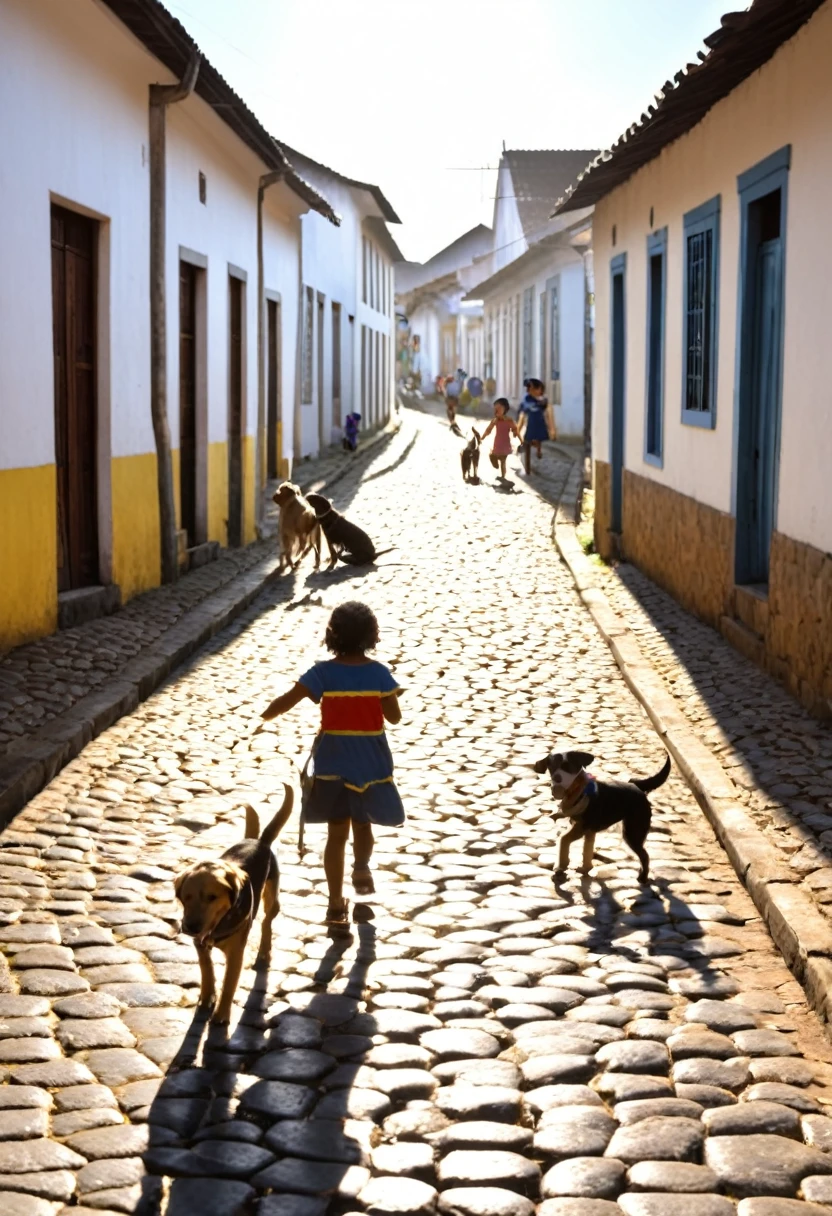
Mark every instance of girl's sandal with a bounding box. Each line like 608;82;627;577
352;867;375;896
325;899;351;936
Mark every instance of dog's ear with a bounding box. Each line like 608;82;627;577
216;862;245;902
573;751;595;768
173;870;188;901
532;756;551;774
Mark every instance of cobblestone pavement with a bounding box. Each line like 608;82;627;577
1;410;832;1216
0;418;404;763
589;556;832;932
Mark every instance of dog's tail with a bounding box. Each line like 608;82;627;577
632;753;671;794
245;784;294;846
450;422;464;438
371;547;396;560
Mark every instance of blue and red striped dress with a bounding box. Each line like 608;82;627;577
299;659;405;825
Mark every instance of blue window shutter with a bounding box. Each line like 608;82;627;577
645;227;667;465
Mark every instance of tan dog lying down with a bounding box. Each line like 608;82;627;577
273;482;321;573
174;785;293;1023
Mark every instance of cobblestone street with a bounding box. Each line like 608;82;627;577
2;409;832;1216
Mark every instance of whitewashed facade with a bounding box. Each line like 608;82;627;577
0;0;336;649
282;150;402;458
561;0;832;716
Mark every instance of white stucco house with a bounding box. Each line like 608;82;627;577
557;0;832;716
280;148;403;459
395;225;493;392
463;149;597;436
0;0;338;649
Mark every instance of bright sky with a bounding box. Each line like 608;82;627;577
165;0;733;264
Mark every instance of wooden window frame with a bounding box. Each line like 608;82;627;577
644;227;667;467
681;195;720;429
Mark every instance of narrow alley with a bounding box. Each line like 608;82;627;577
1;412;832;1216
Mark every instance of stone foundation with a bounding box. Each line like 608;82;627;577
768;531;832;717
620;469;734;628
592;459;613;560
593;464;832;719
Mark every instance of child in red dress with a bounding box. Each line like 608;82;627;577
481;397;519;479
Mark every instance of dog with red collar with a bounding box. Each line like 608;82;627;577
533;748;671;882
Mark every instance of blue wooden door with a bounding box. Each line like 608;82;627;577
739;237;782;582
610;265;626;533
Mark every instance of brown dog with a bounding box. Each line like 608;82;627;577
273;482;321;573
174;784;293;1023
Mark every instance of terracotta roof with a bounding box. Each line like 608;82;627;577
501;150;599;238
555;0;825;214
278;145;400;224
101;0;339;224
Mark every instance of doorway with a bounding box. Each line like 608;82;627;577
736;165;787;587
51;204;99;592
228;275;244;548
317;294;325;450
179;261;198;548
331;302;342;438
609;254;627;535
266;297;280;480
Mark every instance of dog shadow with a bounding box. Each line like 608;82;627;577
304;564;370;587
141;925;378;1207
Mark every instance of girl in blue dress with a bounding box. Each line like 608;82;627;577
261;601;403;930
518;377;553;475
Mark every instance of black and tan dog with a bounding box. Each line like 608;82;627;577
175;784;293;1023
306;493;393;568
461;427;482;483
533;748;671;882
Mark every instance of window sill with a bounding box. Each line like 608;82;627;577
681;408;716;430
643;451;664;469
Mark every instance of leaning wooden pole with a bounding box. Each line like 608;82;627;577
149;52;200;584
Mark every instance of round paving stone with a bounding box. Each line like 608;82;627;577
252;1050;334;1083
383;1108;451;1140
166;1178;254;1216
605;1117;703;1164
65;1123;149;1160
435;1084;522;1123
360;1175;438;1215
239;1080;317;1121
736;1202;832;1216
192;1140;275;1178
617;1197;734;1216
371;1141;435;1179
615;1098;704;1125
801;1177;832;1204
627;1162;720;1192
521;1056;596;1087
596;1041;668;1074
251;1158;370;1199
438;1185;535;1216
0;1195;56;1216
732;1030;800;1058
683;1002;757;1032
435;1122;533;1152
703;1101;800;1137
748;1059;815;1086
0;1139;86;1173
534;1118;615;1164
314;1088;392;1122
263;1119;368;1165
537;1202;622;1216
18;970;90;996
542;1157;627;1200
367;1043;433;1069
76;1154;145;1194
52;993;123;1019
437;1150;540;1196
594;1075;673;1104
802;1115;832;1151
667;1031;736;1060
704;1134;832;1198
420;1030;500;1061
672;1057;750;1092
373;1068;437;1101
433;1060;521;1088
742;1084;821;1113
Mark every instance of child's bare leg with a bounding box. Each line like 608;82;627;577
524;443;531;475
324;819;351;910
352;821;375;895
498;456;507;478
535;440;542;459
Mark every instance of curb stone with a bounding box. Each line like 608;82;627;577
0;414;405;831
551;478;832;1027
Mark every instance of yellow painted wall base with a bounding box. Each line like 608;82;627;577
208;441;228;546
0;465;58;650
111;452;161;600
243;434;256;545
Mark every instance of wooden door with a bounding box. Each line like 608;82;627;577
179;262;198;548
266;299;279;480
610;260;626;535
331;302;341;433
51;204;98;592
228;276;243;547
316;295;325;447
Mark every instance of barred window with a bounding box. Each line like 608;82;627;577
682;197;720;427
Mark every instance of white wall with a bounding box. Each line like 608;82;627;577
409;304;441;391
0;0;153;471
493;163;526;272
592;1;832;554
481;249;586;436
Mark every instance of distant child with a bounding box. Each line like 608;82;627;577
517;378;554;474
481;397;519;479
261;602;403;932
343;412;361;452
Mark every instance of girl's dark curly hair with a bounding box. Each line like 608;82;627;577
325;601;380;655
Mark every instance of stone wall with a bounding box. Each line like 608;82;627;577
593;460;613;560
621;469;735;628
767;531;832;717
